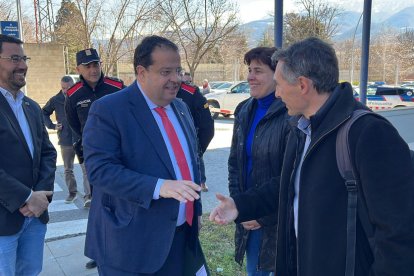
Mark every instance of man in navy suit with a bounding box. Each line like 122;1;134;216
0;34;56;275
82;35;205;275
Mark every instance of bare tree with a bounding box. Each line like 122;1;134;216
396;28;414;80
258;25;274;47
73;0;103;48
284;0;341;45
284;13;325;44
0;0;36;42
200;31;248;81
158;0;239;78
54;0;160;76
298;0;341;38
369;25;400;83
0;1;13;20
96;0;159;76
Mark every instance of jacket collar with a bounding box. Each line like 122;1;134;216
309;82;357;139
80;73;104;91
238;96;286;125
288;82;361;143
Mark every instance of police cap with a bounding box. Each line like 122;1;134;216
76;48;100;66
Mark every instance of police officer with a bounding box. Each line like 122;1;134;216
177;72;214;191
64;48;124;269
65;48;124;138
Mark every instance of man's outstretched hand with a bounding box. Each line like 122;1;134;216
209;193;238;225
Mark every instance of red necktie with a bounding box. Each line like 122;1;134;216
154;107;194;226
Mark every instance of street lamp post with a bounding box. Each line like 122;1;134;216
350;12;363;85
274;0;283;48
16;0;27;95
359;0;373;105
16;0;23;41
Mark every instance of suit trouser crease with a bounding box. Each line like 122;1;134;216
60;145;78;194
80;162;91;199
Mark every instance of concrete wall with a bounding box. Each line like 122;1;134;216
117;62;249;87
22;43;247;102
24;43;66;105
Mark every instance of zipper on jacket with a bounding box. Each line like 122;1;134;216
295;115;351;276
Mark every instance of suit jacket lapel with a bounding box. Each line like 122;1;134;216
0;93;32;158
128;83;176;178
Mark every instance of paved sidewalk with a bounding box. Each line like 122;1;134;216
41;235;97;276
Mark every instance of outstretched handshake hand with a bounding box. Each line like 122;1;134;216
209;193;239;225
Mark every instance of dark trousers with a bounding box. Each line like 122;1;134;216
97;224;188;276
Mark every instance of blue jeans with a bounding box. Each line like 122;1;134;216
246;229;273;276
0;217;47;276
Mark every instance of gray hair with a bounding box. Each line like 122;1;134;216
271;37;339;94
61;75;74;84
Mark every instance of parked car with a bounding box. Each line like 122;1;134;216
211;82;233;93
355;86;414;109
210;81;230;89
375;86;413;96
66;74;80;83
205;81;250;119
401;83;414;89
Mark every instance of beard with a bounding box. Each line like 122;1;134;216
9;69;26;91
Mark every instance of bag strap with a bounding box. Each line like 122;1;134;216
336;109;374;276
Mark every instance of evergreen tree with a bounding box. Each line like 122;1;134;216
54;0;87;74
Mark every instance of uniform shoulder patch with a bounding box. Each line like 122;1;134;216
104;77;124;89
181;83;196;95
66;82;83;97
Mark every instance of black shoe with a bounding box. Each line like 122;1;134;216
85;260;97;269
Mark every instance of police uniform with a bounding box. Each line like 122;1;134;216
177;82;214;153
65;75;124;137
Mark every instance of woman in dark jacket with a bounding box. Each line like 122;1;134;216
228;47;290;275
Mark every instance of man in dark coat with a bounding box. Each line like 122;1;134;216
210;37;414;276
43;76;82;203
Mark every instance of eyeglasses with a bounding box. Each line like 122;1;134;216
159;67;185;78
0;55;31;64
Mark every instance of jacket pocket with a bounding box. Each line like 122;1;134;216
102;194;134;227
